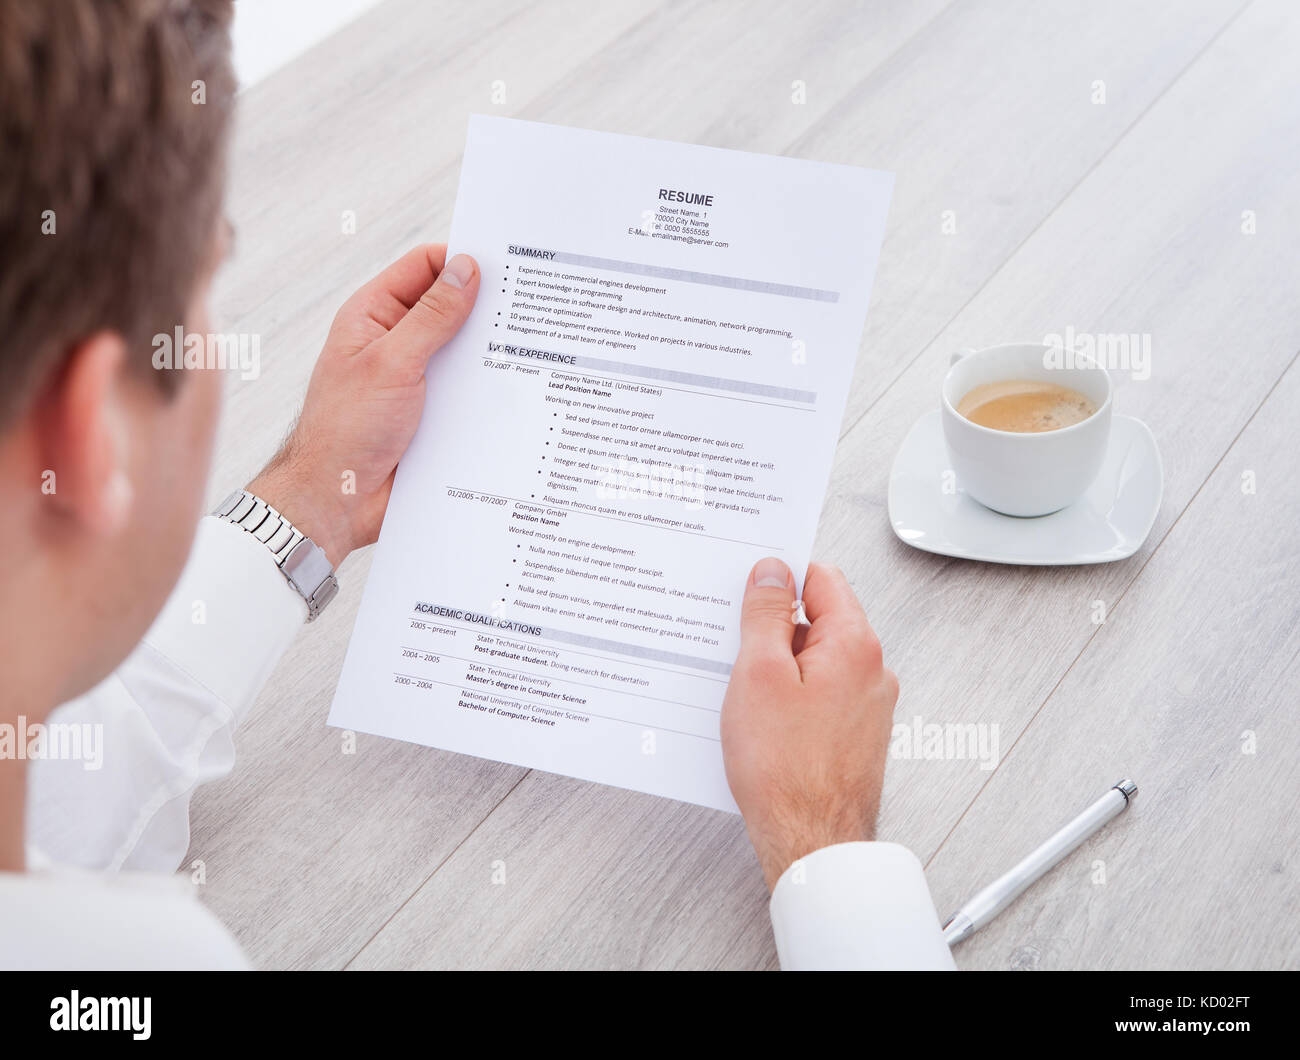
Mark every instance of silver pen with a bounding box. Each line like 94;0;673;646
943;779;1137;946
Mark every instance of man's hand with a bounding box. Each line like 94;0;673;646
721;557;899;892
248;245;479;567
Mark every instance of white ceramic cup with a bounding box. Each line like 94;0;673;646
941;343;1113;517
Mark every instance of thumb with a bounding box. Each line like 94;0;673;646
380;252;479;371
738;557;798;661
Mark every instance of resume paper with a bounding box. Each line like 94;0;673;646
329;117;892;812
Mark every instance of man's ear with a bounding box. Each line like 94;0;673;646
36;331;135;536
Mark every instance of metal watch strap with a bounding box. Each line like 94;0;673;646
212;488;339;621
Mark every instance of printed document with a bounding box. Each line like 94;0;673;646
329;116;892;812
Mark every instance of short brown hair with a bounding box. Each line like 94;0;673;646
0;0;236;428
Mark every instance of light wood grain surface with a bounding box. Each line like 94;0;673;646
188;0;1300;969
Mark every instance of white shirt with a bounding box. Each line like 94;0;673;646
12;516;955;970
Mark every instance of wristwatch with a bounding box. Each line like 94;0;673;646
212;488;339;621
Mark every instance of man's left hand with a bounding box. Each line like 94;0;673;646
248;244;479;567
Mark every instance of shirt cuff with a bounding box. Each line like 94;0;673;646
139;514;306;717
769;841;957;970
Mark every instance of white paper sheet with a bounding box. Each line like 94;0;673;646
329;117;892;812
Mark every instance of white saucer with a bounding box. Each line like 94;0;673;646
888;411;1163;565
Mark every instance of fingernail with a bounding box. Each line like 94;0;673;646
752;557;790;589
439;253;474;289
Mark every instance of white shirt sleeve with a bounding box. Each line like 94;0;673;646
0;868;253;970
768;841;957;970
26;515;305;873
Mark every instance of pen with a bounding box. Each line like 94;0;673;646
942;778;1137;946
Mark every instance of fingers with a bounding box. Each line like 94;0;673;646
800;562;863;625
798;562;880;663
371;250;480;376
736;556;800;678
341;244;449;331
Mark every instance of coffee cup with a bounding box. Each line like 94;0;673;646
941;343;1113;517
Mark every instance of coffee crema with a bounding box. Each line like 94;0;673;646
956;379;1097;433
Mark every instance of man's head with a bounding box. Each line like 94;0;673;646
0;0;236;706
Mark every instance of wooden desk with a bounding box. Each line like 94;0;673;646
191;0;1300;969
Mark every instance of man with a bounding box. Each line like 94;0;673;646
0;0;953;970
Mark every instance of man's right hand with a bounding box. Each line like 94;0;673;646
721;558;899;892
